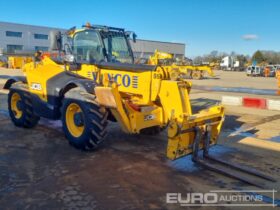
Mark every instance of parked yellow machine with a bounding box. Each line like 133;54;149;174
0;56;8;68
209;61;220;70
0;60;7;68
148;50;214;79
3;24;274;186
8;56;33;69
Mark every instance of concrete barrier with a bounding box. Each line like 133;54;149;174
243;97;267;109
222;95;280;111
221;96;243;106
267;99;280;111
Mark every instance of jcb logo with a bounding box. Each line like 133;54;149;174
30;83;42;91
93;73;138;88
144;114;155;121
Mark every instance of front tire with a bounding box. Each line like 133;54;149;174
62;88;108;150
8;83;40;128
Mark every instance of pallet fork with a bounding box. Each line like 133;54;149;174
192;126;276;188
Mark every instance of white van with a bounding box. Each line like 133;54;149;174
246;66;263;76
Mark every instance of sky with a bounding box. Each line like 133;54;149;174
0;0;279;58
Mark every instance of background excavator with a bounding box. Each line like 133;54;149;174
0;53;33;69
148;49;214;80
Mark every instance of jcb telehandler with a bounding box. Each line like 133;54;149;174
3;23;275;187
148;49;214;80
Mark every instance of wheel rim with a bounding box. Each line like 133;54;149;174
65;103;85;138
11;92;23;119
192;71;201;79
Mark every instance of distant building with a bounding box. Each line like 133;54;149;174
0;21;185;58
130;39;185;59
0;21;62;54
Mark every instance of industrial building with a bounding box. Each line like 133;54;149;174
0;21;62;54
130;39;185;59
0;21;185;58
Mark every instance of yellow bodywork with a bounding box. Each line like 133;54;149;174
23;57;64;101
277;70;280;95
148;50;214;79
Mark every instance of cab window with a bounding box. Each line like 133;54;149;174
73;30;104;63
102;32;133;64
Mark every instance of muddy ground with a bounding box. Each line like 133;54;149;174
0;69;279;210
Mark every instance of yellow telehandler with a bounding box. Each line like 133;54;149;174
3;23;274;187
148;49;214;80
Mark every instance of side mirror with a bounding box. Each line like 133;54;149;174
125;31;137;43
132;33;137;43
50;31;62;51
64;54;75;63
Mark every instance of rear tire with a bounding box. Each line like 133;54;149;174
8;82;40;128
62;88;108;150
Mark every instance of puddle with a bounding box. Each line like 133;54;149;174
0;75;10;79
168;145;235;172
0;109;9;116
238;131;257;138
193;85;278;96
269;136;280;143
209;144;236;155
167;155;198;172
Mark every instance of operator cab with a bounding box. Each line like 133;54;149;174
71;24;136;64
50;23;155;71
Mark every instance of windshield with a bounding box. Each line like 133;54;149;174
158;58;174;65
102;31;133;64
73;30;105;63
